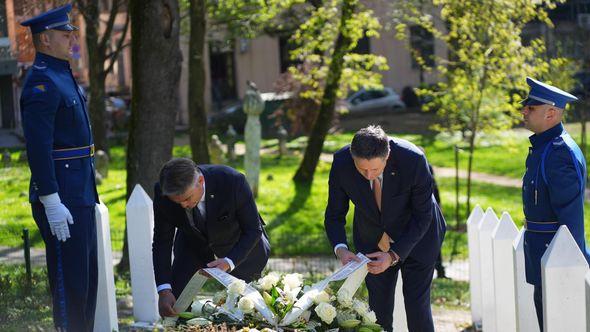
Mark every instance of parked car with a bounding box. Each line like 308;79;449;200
344;87;406;114
208;92;293;138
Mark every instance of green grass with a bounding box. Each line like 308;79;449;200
431;278;470;310
321;122;590;180
320;130;531;178
0;265;53;331
2;126;590;258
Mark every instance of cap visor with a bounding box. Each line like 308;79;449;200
520;98;545;106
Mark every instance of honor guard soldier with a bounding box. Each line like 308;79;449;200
521;77;590;330
20;4;99;331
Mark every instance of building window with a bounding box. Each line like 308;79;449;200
209;40;237;109
409;25;435;69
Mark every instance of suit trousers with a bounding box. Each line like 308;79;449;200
365;255;435;332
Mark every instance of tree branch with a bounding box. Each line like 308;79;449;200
99;0;122;52
104;11;130;76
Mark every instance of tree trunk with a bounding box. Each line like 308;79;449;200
293;0;357;184
465;129;476;223
188;0;210;164
81;0;109;154
118;0;182;273
464;83;486;224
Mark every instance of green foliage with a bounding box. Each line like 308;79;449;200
391;0;576;215
288;0;388;102
207;0;305;39
392;0;575;137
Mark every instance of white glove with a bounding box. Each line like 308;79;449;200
39;193;74;242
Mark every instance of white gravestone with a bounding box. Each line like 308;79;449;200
491;212;519;331
94;202;119;331
467;205;485;326
127;184;159;324
478;208;499;332
541;226;589;332
513;228;540;332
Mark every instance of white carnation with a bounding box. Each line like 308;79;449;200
314;302;337;324
238;297;255;314
352;299;369;315
337;288;353;307
312;290;331;304
228;280;246;295
362;310;377;324
282;273;303;290
258;273;280;291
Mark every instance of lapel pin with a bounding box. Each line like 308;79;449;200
210;194;214;199
391;172;396;176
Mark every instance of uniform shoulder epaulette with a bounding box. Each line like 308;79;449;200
32;62;48;71
552;136;565;146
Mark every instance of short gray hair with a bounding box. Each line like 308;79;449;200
350;125;390;160
159;158;202;196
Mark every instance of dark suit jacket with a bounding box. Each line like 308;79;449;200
152;164;270;286
325;138;446;264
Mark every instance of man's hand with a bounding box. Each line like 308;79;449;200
366;251;393;274
39;193;74;242
158;289;177;317
336;247;361;266
207;258;230;272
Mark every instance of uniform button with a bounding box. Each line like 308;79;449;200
65;164;69;168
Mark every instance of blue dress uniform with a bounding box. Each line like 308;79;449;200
521;77;590;330
20;4;99;331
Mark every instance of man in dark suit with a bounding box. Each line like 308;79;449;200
152;158;270;317
325;125;446;332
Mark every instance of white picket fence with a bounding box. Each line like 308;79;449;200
467;205;590;332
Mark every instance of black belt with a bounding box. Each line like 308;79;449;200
525;220;559;233
52;144;95;160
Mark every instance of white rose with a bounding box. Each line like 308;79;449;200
258;273;280;291
312;290;331;304
362;310;377;324
337;288;353;307
352;299;369;315
228;280;246;295
282;273;303;290
238;297;255;314
284;289;297;303
314;302;337;324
